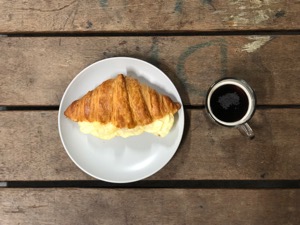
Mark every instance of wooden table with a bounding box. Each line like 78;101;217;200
1;1;300;224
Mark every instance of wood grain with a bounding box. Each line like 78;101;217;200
1;109;299;181
0;0;299;33
0;188;299;225
0;36;300;105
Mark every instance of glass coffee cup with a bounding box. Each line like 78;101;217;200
205;78;256;138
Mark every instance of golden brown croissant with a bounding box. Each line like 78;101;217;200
64;74;181;139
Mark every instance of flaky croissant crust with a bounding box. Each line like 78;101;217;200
64;74;181;129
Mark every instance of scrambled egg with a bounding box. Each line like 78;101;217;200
78;114;174;140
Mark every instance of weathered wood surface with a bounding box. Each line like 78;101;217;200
1;1;298;224
0;36;299;106
0;189;299;225
0;0;299;33
1;109;299;181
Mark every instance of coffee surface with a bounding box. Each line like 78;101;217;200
210;84;249;123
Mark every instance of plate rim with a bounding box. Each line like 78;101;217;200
58;56;185;183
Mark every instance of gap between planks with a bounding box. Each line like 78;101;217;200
0;180;299;189
1;30;300;37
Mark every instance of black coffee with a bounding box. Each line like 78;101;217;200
210;84;249;123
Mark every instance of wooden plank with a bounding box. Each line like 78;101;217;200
0;0;299;32
1;109;299;181
0;36;300;105
0;189;299;225
0;111;90;180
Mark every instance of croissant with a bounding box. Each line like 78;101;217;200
64;74;181;139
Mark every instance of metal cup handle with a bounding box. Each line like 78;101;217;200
236;123;254;139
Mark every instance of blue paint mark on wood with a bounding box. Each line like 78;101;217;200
202;0;213;5
149;37;159;67
123;0;128;6
176;39;228;95
99;0;108;7
219;40;228;77
174;0;183;13
86;20;93;29
202;0;216;10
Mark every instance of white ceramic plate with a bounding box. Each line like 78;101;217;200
58;57;184;183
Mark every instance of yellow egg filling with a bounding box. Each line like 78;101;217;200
78;114;174;140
